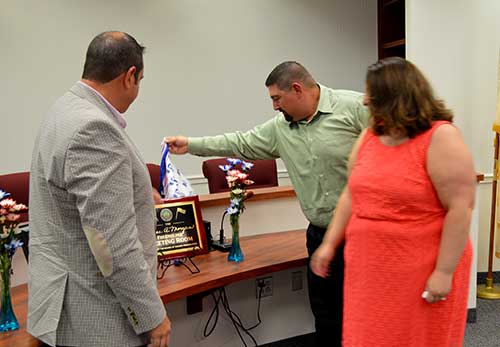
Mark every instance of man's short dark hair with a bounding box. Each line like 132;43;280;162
265;61;316;90
82;31;145;83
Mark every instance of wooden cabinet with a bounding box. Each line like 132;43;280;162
378;0;405;59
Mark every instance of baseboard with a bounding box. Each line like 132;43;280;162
260;333;315;347
476;271;500;285
261;311;479;346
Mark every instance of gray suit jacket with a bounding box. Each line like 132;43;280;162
28;82;166;347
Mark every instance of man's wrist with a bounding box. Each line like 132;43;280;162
187;137;203;154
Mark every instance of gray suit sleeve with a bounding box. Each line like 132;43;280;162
64;119;165;335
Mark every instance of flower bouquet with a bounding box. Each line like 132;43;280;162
0;189;28;332
219;158;254;262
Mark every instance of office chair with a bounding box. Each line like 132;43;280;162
202;158;278;194
146;163;161;192
0;171;30;260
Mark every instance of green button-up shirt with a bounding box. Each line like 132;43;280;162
189;84;369;228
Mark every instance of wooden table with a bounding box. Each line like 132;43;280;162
1;229;307;347
198;185;296;208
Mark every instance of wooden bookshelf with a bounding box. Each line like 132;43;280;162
382;38;405;49
378;0;405;59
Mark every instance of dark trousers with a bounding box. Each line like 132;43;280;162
306;223;344;347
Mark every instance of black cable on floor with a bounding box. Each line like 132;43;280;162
203;290;222;337
202;285;265;346
246;284;263;331
221;287;258;346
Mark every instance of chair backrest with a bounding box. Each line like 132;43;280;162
202;158;278;194
146;163;161;192
0;171;30;223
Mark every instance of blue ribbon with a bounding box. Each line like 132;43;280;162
159;144;169;198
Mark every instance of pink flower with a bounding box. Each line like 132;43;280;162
6;213;20;222
226;175;238;183
0;208;8;216
12;203;27;212
0;199;16;209
227;170;241;177
236;172;249;180
220;158;255;215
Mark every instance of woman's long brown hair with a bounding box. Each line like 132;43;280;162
366;57;453;138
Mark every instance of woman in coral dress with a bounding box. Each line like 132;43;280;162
311;57;475;346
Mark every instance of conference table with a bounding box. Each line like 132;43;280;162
2;184;306;347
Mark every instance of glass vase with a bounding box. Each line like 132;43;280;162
227;214;244;262
0;253;19;332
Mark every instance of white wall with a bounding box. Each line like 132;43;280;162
406;0;500;273
0;0;377;178
5;3;377;344
165;267;314;347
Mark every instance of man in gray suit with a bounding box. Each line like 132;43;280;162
28;31;170;347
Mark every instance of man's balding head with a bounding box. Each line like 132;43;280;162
82;31;145;83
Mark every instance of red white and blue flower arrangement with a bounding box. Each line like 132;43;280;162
219;158;254;262
0;189;28;332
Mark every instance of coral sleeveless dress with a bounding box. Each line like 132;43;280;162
343;121;472;346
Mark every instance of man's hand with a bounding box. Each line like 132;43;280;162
152;188;165;205
163;136;189;154
147;315;171;347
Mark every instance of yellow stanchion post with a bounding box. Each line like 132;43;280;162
478;52;500;299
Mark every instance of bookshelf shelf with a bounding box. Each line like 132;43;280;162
378;0;405;59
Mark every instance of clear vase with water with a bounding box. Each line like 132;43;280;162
0;254;19;332
227;214;244;262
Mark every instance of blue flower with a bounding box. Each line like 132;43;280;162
4;239;23;251
218;164;232;172
229;198;240;207
0;189;10;200
226;206;239;215
226;158;241;166
241;161;254;172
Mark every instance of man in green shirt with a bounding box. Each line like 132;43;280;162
165;61;369;347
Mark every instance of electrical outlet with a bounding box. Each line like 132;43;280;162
256;276;273;298
291;270;303;291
